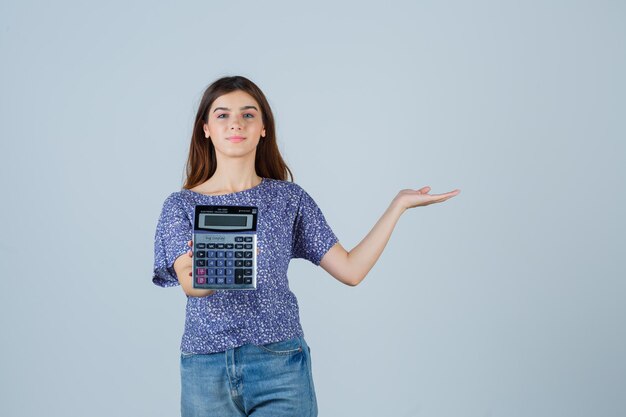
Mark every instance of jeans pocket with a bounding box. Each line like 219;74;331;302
255;337;303;355
180;351;196;359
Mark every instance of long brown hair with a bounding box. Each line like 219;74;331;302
183;76;294;189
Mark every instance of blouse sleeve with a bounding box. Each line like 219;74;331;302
152;193;192;287
292;186;339;265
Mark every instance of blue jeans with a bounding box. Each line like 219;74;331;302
180;336;318;416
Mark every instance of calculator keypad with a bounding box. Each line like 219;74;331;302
193;234;256;289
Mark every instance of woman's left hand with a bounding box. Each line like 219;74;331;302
392;186;461;211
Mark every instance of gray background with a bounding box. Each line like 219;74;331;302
1;0;624;416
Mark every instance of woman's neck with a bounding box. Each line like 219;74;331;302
193;167;262;195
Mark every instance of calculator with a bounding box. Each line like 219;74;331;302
192;205;258;290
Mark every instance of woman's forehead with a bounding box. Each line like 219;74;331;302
211;90;260;110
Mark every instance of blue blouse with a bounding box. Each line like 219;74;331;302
152;177;339;354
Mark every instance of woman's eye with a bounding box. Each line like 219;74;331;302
216;113;254;120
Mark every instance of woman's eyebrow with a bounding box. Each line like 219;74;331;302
213;105;259;113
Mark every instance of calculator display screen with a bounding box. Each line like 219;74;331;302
204;215;247;227
198;213;253;231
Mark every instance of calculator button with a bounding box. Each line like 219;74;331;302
196;277;206;284
226;276;235;284
244;277;253;284
243;269;252;276
216;244;225;249
244;251;253;258
244;237;253;242
216;251;224;258
217;268;224;276
225;244;234;249
235;237;243;242
235;275;244;284
205;277;215;284
235;260;243;267
244;244;252;249
235;251;243;258
195;260;206;266
225;251;233;258
216;277;225;284
235;269;244;279
244;260;252;267
196;243;206;249
195;250;206;258
207;244;216;249
216;260;225;267
196;268;206;275
235;244;244;249
226;268;234;276
226;260;234;267
207;251;216;258
208;260;216;267
207;269;216;276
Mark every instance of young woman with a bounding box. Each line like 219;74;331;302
153;75;460;416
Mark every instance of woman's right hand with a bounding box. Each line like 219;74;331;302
185;240;194;278
173;240;215;297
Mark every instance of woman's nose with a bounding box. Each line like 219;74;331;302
230;116;244;129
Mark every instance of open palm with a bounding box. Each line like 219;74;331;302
393;186;460;210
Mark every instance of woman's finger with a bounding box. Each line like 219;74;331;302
431;191;460;203
432;189;460;199
416;190;460;206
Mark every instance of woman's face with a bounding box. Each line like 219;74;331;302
203;90;266;160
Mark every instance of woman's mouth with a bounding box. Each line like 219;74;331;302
227;136;245;143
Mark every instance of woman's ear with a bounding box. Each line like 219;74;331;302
203;123;210;138
261;128;266;138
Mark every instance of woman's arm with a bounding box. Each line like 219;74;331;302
319;186;460;286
